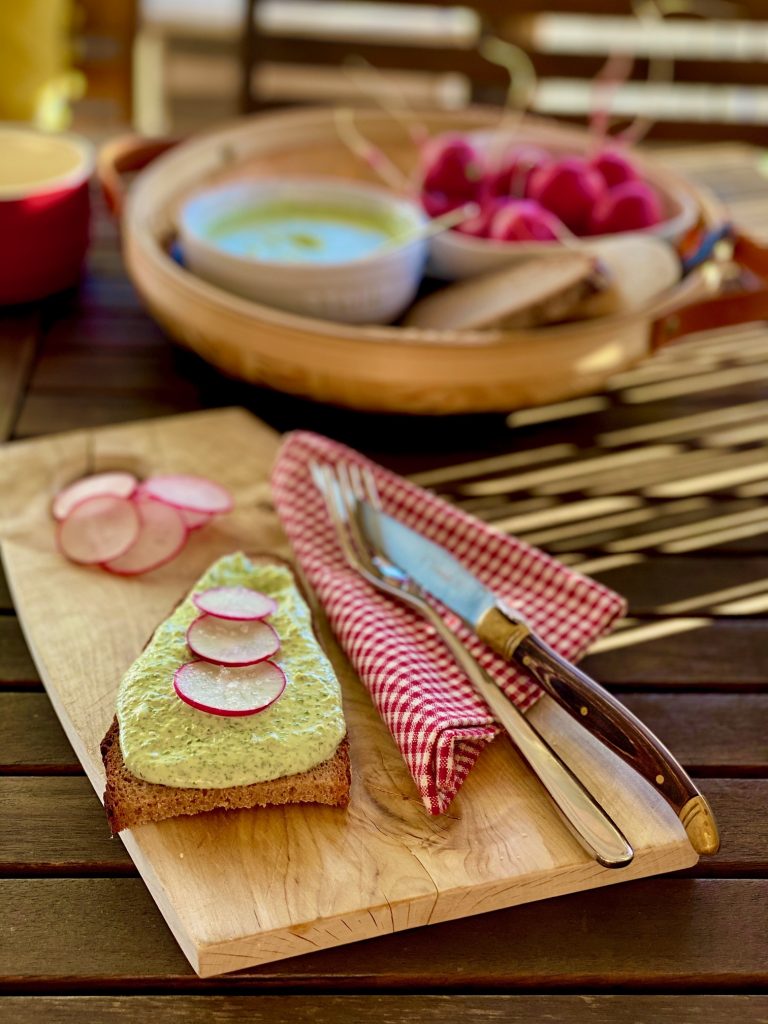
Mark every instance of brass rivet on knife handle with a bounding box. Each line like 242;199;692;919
680;795;721;855
476;605;531;661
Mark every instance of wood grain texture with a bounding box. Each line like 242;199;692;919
2;996;767;1024
0;617;40;684
0;778;134;874
0;408;697;978
5;691;764;773
0;694;79;770
1;776;763;876
2;878;766;987
0;314;39;442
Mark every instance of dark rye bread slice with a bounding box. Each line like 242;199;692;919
101;723;350;833
101;553;351;833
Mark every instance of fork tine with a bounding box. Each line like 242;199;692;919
361;466;383;511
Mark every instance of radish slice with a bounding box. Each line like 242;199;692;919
52;471;137;521
179;508;214;530
57;494;140;565
174;659;286;716
186;614;280;666
193;586;277;621
102;496;188;576
141;474;233;515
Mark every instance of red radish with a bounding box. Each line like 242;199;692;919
186;614;280;666
488;145;550;199
488;200;565;243
52;471;137;522
178;508;214;530
102;495;188;576
193;585;277;621
141;474;233;515
455;196;513;238
589;180;663;235
592;148;638;190
57;494;140;565
174;659;286;717
421;134;484;199
527;158;606;235
421;190;465;219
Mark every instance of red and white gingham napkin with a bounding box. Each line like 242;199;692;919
271;431;626;815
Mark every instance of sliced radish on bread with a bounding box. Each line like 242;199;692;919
141;474;233;515
186;614;280;666
193;585;277;621
56;494;140;565
174;659;286;716
52;471;137;522
103;496;188;576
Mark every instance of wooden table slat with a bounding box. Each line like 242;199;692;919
1;776;764;877
3;691;765;774
1;995;767;1024
2;878;767;987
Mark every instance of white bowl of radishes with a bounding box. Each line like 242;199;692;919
422;132;698;280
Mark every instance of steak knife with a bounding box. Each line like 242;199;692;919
358;503;720;855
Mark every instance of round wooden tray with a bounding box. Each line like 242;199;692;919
110;106;722;415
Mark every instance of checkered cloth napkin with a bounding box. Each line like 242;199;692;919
271;431;626;815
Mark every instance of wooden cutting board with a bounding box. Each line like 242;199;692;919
0;407;698;978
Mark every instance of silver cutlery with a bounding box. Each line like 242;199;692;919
352;481;719;856
311;459;634;869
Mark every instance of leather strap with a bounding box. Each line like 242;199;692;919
652;230;768;350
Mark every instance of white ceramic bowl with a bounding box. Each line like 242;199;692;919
178;178;428;324
426;132;699;281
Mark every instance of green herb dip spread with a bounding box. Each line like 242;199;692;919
206;200;406;264
116;552;346;789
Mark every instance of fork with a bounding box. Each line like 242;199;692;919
311;460;634;869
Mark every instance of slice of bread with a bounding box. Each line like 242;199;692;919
101;722;350;833
101;553;351;833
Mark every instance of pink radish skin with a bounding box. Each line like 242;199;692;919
186;614;280;666
589;180;663;235
489;200;565;243
52;471;137;522
527;158;606;235
193;585;277;621
421;190;466;218
174;659;286;717
456;196;513;238
488;145;550;199
57;494;140;565
421;135;484;199
141;474;234;515
102;495;188;576
592;148;638;190
179;508;214;530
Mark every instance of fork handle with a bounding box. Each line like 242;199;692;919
430;618;633;868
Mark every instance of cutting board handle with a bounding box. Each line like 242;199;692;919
97;135;179;218
652;229;768;349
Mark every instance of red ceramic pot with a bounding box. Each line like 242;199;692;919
0;126;93;305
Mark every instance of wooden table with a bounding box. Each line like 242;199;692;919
1;142;768;1023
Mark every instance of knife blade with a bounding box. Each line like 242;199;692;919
358;502;720;856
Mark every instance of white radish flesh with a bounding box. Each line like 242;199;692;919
174;659;286;716
103;496;188;576
193;586;277;621
186;614;280;666
179;508;214;530
56;495;140;565
141;474;233;514
53;471;137;521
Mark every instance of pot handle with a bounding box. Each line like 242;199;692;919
652;229;768;349
97;135;179;218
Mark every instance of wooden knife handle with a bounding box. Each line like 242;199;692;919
476;606;720;855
